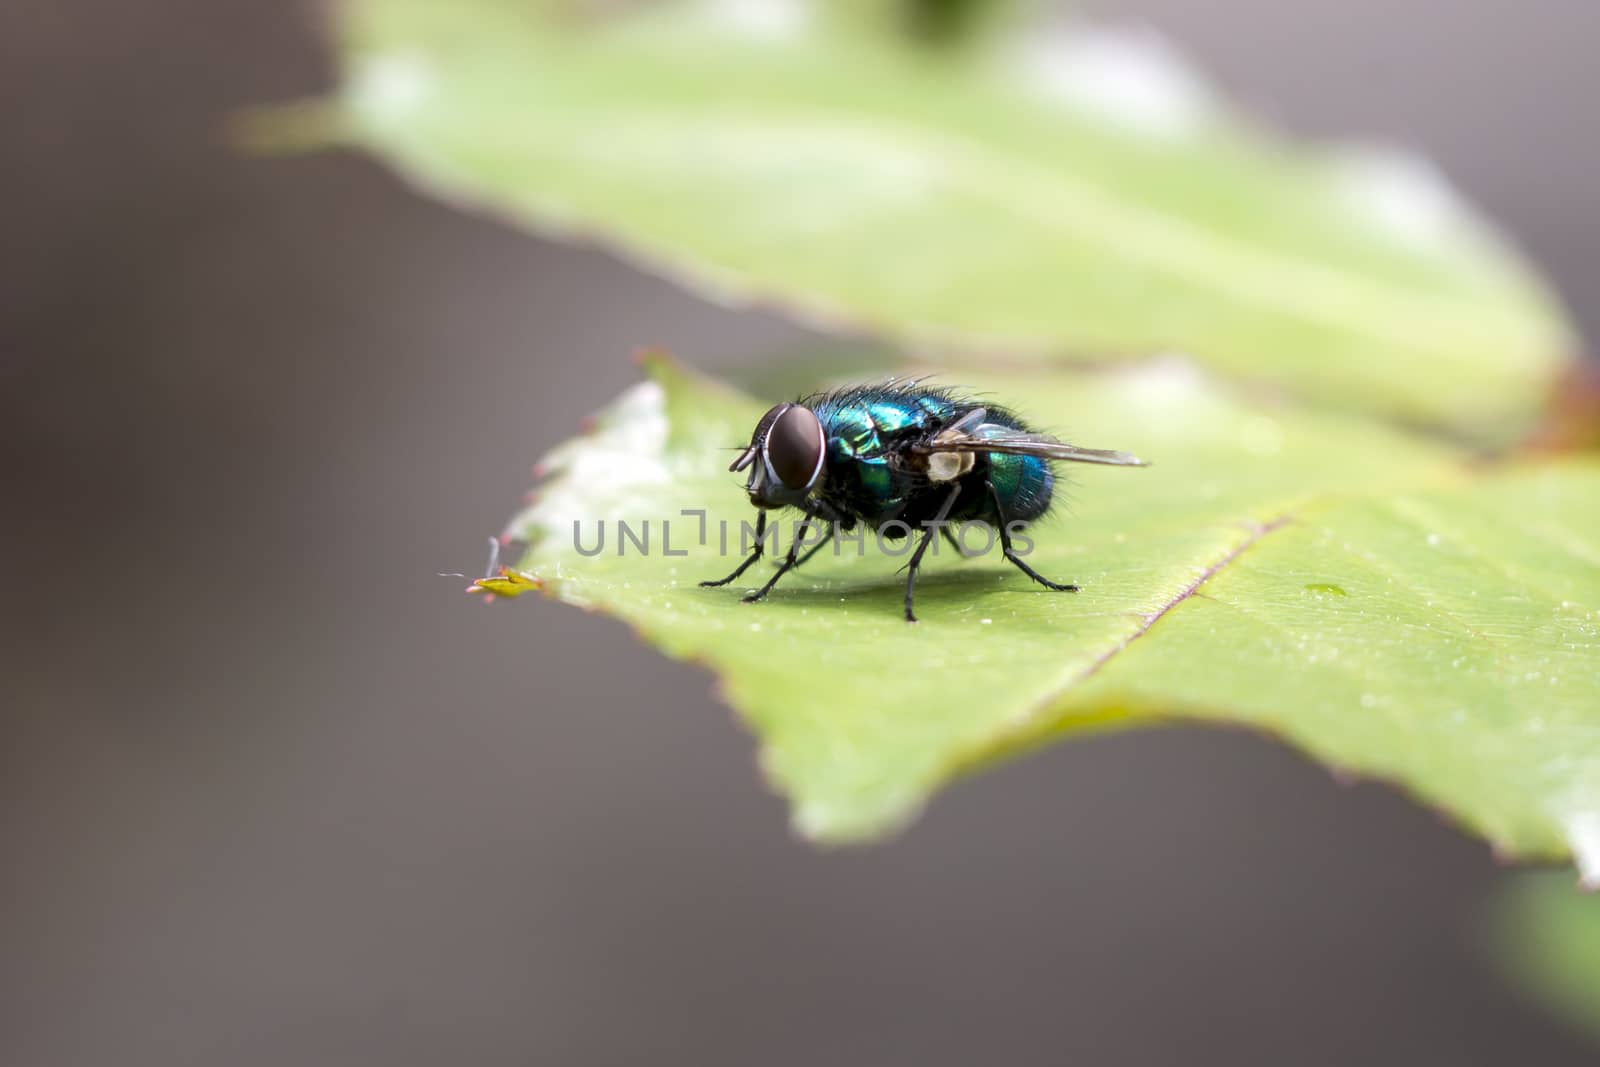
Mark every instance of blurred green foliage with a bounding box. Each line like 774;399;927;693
330;0;1574;442
1496;874;1600;1044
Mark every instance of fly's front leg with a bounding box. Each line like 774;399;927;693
699;510;766;588
904;483;962;622
791;522;835;570
743;507;821;603
987;481;1078;592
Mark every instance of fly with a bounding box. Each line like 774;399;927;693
700;382;1147;621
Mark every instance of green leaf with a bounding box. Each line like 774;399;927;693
1494;872;1600;1044
486;356;1600;857
323;0;1573;440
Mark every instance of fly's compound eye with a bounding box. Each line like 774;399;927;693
763;403;826;491
730;403;789;473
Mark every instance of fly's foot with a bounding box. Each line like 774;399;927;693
1003;550;1079;592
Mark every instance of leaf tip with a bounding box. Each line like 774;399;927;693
470;567;542;601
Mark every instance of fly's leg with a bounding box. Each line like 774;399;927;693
940;526;964;557
700;511;766;588
790;522;836;570
904;483;962;622
987;481;1079;592
743;508;821;603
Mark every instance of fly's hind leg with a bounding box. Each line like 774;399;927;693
987;481;1079;593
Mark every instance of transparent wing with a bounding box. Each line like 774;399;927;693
914;423;1148;467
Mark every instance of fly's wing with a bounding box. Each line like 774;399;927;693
914;422;1148;467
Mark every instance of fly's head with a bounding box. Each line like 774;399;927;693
729;402;826;510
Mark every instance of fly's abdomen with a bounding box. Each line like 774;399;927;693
987;452;1054;522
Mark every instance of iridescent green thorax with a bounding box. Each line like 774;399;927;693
802;383;1054;526
816;391;956;516
823;393;958;455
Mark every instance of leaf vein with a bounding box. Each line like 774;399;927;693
1074;515;1294;686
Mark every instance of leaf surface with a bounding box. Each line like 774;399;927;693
490;357;1600;855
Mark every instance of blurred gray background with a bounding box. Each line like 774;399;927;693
4;1;1598;1064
